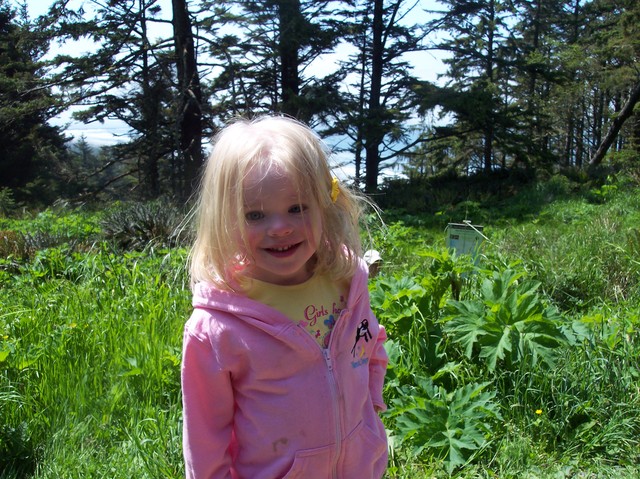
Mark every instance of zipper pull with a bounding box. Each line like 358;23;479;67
323;348;333;371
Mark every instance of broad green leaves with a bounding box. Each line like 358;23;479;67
387;377;501;474
376;258;579;474
444;269;568;371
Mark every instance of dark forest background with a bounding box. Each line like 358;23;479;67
1;0;639;208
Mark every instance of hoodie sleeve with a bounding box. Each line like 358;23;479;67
368;316;388;413
354;258;389;413
181;312;235;479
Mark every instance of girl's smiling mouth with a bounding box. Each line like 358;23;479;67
265;243;301;255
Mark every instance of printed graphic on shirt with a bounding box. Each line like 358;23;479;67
298;296;345;348
350;319;372;368
245;275;347;348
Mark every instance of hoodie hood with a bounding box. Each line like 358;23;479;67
192;258;369;317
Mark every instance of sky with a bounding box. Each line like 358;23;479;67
17;0;447;150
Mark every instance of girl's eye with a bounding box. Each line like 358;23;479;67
245;211;264;221
289;204;306;214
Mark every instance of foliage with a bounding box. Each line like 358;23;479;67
376;169;541;219
0;230;27;260
100;200;188;250
443;269;568;372
329;0;426;191
0;418;37;477
0;188;17;217
418;0;640;175
2;180;640;478
491;183;640;311
387;378;502;474
0;242;189;478
1;0;638;201
0;205;101;263
0;1;70;205
370;177;640;477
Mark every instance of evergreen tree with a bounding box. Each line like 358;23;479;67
44;0;198;200
323;0;425;192
0;0;69;204
509;0;567;169
584;0;640;168
199;0;343;124
172;0;204;200
424;0;519;173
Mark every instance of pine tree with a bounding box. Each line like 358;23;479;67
585;0;640;168
323;0;425;192
425;0;517;173
200;0;343;123
0;0;69;203
43;0;200;200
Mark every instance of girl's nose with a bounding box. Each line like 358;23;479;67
267;215;293;236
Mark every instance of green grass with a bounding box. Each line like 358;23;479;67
1;244;189;478
1;177;639;478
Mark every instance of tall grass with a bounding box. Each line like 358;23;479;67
489;182;640;311
1;241;189;478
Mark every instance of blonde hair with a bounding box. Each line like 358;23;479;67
189;115;367;290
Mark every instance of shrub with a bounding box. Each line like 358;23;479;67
101;200;189;250
442;269;568;372
0;188;17;218
0;231;28;260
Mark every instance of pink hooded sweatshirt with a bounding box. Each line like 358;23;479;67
181;262;388;479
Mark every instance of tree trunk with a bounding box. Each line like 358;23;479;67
278;0;302;119
588;80;640;169
139;0;160;198
172;0;203;202
354;22;368;188
482;0;496;173
364;0;384;193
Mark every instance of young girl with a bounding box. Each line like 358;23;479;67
181;115;388;479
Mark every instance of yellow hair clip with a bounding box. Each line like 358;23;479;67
330;177;340;203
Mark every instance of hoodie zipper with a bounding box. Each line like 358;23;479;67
322;347;341;479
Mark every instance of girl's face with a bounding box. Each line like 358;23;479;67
240;164;323;285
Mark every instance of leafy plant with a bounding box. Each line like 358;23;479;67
373;275;447;393
372;249;477;384
442;269;568;372
0;188;17;217
386;377;502;474
588;178;618;204
3;180;640;478
101;200;187;250
0;421;38;477
0;230;28;259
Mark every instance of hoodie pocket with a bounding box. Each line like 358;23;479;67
340;419;388;478
281;443;333;479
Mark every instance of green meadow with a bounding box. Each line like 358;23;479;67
1;174;639;478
